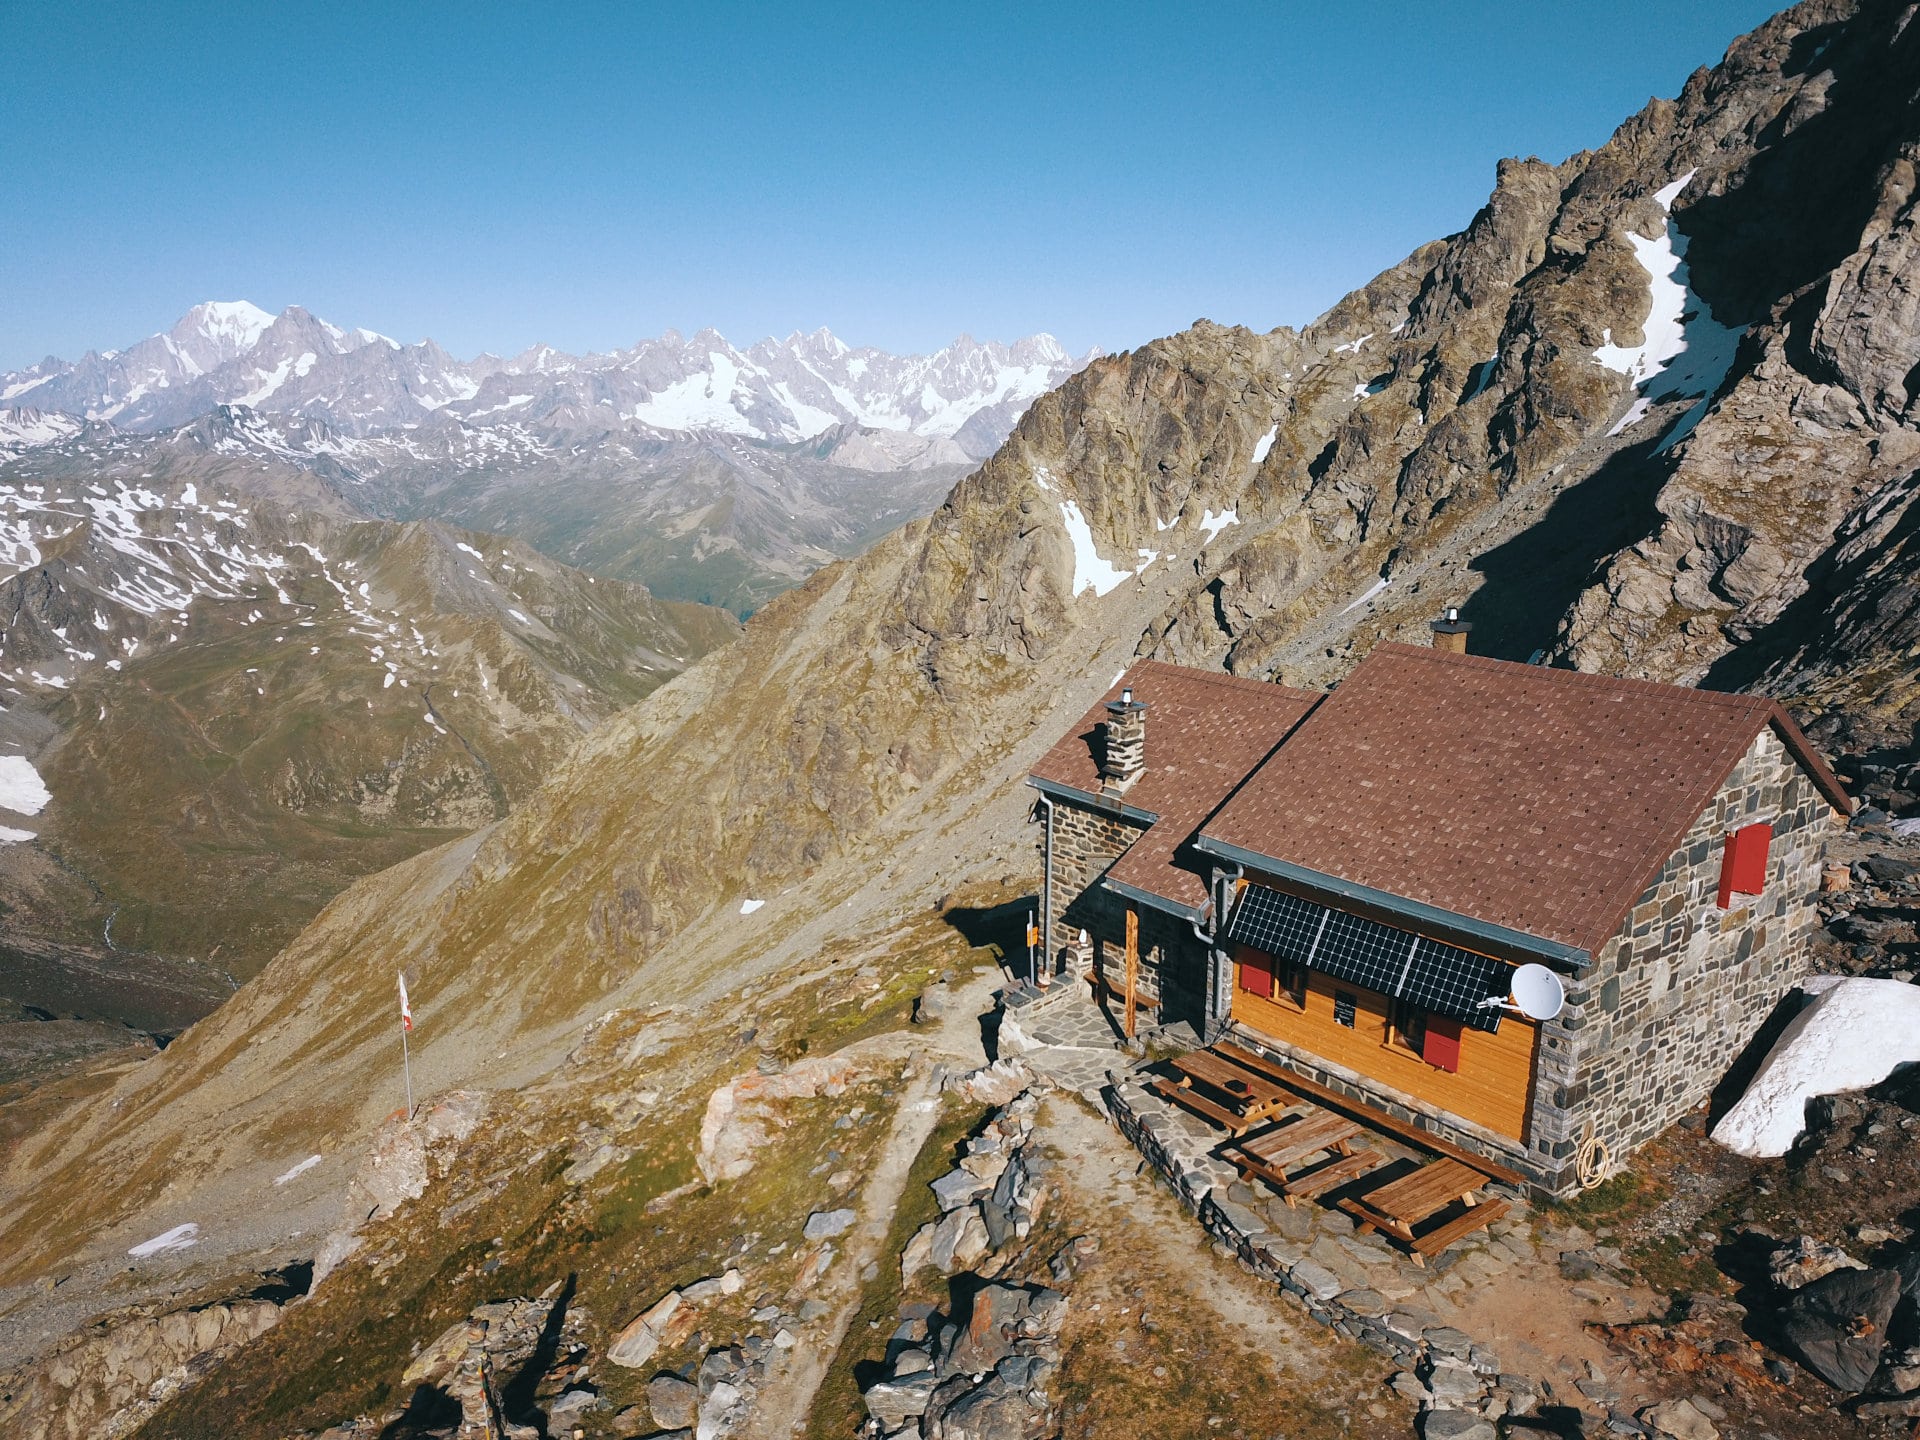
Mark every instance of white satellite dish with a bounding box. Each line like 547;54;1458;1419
1507;964;1566;1021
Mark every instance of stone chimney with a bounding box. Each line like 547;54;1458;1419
1429;607;1472;655
1101;686;1148;792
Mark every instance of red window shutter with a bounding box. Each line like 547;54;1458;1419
1423;1016;1463;1073
1718;822;1773;908
1236;945;1273;997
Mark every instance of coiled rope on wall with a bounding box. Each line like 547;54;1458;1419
1575;1118;1612;1190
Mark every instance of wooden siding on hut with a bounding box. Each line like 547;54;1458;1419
1230;961;1540;1142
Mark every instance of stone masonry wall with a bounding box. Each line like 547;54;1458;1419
1044;801;1138;971
1043;798;1212;1031
1105;1071;1514;1373
1527;727;1839;1192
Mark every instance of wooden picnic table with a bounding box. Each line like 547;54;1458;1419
1240;1108;1360;1167
1169;1050;1295;1124
1229;1107;1377;1205
1339;1157;1508;1265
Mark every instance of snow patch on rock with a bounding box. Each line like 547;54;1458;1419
0;755;51;815
1711;977;1920;1157
128;1223;200;1258
1592;170;1746;448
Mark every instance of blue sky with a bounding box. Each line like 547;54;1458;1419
1;1;1784;370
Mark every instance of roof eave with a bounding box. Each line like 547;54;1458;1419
1026;774;1161;826
1766;706;1854;815
1192;835;1593;974
1101;874;1210;925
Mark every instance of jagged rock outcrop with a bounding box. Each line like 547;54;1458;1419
0;1294;282;1440
311;1090;490;1286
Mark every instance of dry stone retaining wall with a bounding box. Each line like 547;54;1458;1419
1104;1070;1511;1376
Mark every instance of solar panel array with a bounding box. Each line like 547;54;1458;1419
1225;883;1507;1032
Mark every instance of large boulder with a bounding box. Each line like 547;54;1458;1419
1779;1266;1903;1392
312;1090;492;1287
864;1373;938;1429
929;1205;991;1274
608;1290;688;1369
923;1374;1045;1440
1769;1236;1867;1291
697;1053;865;1182
804;1207;857;1239
648;1372;698;1429
1641;1398;1720;1440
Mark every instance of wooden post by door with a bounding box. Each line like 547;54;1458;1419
1124;906;1140;1038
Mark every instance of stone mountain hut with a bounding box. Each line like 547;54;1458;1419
1025;619;1851;1195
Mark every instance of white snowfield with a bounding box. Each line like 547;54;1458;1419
128;1222;200;1257
1032;464;1158;598
1592;170;1747;450
0;755;51;815
1711;976;1920;1157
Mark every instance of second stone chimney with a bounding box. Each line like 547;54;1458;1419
1429;607;1472;655
1101;686;1148;792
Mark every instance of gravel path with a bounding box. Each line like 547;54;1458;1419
739;965;1003;1439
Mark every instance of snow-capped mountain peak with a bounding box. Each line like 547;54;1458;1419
1;304;1098;458
180;300;275;352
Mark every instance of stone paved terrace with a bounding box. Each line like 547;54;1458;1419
1102;1063;1671;1422
995;978;1139;1102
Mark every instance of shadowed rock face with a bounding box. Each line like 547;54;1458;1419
9;0;1920;1312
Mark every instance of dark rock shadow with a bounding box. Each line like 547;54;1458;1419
378;1383;461;1438
1505;1404;1594;1439
1458;431;1676;663
942;896;1037;974
245;1260;314;1304
499;1271;575;1430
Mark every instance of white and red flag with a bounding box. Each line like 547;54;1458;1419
398;971;413;1032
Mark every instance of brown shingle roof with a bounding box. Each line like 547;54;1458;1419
1028;661;1322;915
1198;644;1851;958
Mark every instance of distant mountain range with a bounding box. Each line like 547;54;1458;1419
0;305;1097;613
2;302;1093;455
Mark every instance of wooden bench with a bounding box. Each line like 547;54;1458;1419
1340;1157;1507;1266
1274;1149;1382;1205
1412;1198;1511;1260
1170;1050;1294;1126
1148;1075;1251;1134
1085;972;1159;1014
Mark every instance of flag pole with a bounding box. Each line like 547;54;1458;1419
398;970;415;1122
